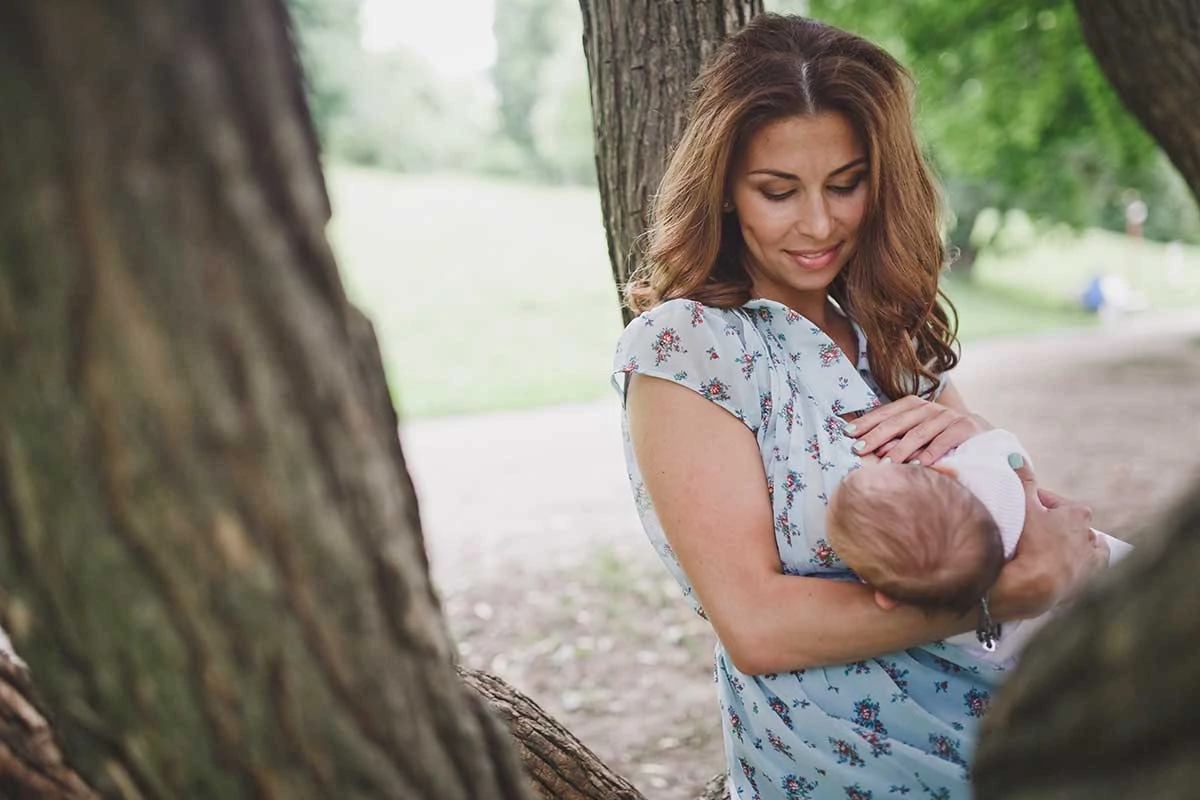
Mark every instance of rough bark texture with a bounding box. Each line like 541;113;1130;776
579;0;764;324
460;668;649;800
973;488;1200;798
0;627;98;799
0;1;532;798
1074;0;1200;201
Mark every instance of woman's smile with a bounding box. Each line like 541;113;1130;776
785;243;844;270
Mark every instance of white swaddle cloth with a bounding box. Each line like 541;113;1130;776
939;429;1131;664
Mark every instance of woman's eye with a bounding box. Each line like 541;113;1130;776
762;189;795;201
828;179;863;196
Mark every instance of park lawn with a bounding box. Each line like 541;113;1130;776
325;166;1199;419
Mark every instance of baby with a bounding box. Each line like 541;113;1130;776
826;428;1131;664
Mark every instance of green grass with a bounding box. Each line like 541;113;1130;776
326;166;1200;418
326;166;624;418
972;223;1200;312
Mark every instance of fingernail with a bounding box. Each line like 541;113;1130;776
852;441;866;452
881;457;892;464
1007;453;1024;469
843;422;857;433
910;459;921;467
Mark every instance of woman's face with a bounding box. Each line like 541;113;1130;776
729;112;869;315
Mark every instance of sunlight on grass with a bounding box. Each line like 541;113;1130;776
326;167;1200;418
326;166;624;418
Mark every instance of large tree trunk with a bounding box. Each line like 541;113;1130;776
1074;0;1200;201
579;0;764;324
973;490;1200;798
0;1;533;797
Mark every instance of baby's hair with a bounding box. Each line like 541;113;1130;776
828;465;1004;616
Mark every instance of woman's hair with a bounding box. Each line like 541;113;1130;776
626;14;958;400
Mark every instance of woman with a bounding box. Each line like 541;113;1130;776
611;15;1105;799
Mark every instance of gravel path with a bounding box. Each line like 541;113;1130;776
402;309;1200;799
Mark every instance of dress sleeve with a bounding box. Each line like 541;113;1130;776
611;299;767;432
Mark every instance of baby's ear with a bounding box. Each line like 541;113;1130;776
873;590;900;611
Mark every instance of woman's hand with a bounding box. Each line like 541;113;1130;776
989;458;1110;621
847;383;990;465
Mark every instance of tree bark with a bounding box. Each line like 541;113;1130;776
0;626;98;799
459;668;649;800
0;1;533;798
973;489;1200;799
579;0;764;324
1074;0;1200;202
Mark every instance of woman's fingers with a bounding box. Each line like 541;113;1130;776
850;402;950;459
848;397;985;464
1011;457;1041;508
873;412;959;464
910;417;983;466
846;395;923;437
1037;487;1070;509
998;454;1107;617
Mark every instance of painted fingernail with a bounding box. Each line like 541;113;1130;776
852;441;866;452
910;459;921;467
881;457;892;464
1007;453;1024;469
843;422;857;433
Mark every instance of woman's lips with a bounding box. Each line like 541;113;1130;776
785;243;842;270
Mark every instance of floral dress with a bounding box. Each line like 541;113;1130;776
612;298;1005;800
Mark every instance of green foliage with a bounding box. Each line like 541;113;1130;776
492;0;563;156
288;0;363;141
491;0;596;184
288;0;493;173
807;0;1199;246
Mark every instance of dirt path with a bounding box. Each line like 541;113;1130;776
402;310;1200;800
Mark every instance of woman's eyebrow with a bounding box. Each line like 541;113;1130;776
748;157;869;181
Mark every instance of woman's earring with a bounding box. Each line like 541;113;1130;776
722;200;734;213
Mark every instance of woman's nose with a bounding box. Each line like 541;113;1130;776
795;195;834;241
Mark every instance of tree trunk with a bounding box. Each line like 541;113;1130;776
0;626;98;799
973;489;1200;799
0;1;533;797
579;0;764;324
1074;0;1200;202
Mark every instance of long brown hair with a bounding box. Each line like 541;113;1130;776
626;14;958;400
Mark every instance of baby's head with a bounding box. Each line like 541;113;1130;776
827;462;1004;615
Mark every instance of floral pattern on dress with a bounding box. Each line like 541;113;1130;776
612;298;1003;798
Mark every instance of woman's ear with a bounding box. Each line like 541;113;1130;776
873;590;900;611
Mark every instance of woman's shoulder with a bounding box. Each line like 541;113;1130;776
611;298;768;430
615;299;753;360
623;298;746;333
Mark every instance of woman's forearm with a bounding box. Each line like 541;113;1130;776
714;572;977;675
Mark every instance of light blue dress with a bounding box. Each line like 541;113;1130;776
612;298;1005;800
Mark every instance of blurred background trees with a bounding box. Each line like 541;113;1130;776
807;0;1200;273
289;0;1199;260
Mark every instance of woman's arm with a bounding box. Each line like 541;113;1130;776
630;374;1013;674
